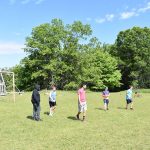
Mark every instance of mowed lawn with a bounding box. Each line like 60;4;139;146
0;90;150;150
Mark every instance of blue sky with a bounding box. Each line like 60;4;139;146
0;0;150;68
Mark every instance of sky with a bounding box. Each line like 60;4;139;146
0;0;150;68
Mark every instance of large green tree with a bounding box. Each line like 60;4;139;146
112;27;150;88
80;38;121;90
13;19;121;91
20;19;92;90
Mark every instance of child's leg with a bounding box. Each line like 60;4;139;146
52;106;56;111
77;102;82;119
107;100;109;110
83;111;86;121
33;105;36;118
126;99;129;109
82;103;87;121
107;104;109;110
51;106;56;115
104;103;107;110
51;106;54;114
130;102;133;109
49;107;53;116
76;112;81;119
126;103;128;109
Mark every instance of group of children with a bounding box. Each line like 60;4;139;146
31;84;134;121
31;85;57;121
76;84;135;121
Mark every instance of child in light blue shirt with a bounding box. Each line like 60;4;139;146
126;86;133;110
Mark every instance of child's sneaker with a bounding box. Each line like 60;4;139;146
76;114;79;120
49;113;53;116
82;116;86;122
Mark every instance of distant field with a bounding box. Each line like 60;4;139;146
138;89;150;93
0;90;150;150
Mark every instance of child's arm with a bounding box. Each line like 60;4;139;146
78;94;81;104
49;91;53;101
102;94;109;99
102;94;106;98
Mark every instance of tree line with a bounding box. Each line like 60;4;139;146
7;19;150;91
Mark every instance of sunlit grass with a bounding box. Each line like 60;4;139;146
0;90;150;150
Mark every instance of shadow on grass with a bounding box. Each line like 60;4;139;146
117;107;126;110
67;116;78;120
44;112;49;115
26;116;43;121
26;116;34;120
95;107;105;111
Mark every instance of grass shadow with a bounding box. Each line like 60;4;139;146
26;116;43;121
44;112;49;116
67;116;78;120
117;107;126;110
26;116;34;120
95;107;105;111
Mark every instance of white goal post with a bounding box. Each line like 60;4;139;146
0;71;15;102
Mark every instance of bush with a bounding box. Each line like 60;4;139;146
64;82;79;90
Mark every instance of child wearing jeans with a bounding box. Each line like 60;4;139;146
102;87;110;111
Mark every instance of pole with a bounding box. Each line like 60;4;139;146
13;72;15;102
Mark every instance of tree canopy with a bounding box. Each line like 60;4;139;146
10;19;150;91
112;27;150;88
13;19;121;91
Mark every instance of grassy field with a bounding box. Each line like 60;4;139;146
0;90;150;150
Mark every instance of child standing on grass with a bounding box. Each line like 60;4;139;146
49;86;57;116
102;87;110;111
76;84;87;121
31;84;41;121
126;86;133;110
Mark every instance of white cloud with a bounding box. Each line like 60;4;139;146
120;2;150;19
0;42;24;54
120;11;138;19
92;2;150;23
94;14;114;24
95;18;105;24
138;2;150;13
105;14;114;21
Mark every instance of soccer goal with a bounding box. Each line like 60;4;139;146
0;71;15;102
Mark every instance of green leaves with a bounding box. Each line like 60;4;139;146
114;27;150;88
81;47;121;90
13;18;121;91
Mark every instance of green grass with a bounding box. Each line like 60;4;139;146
138;89;150;93
0;90;150;150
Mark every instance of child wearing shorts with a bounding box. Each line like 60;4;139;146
49;86;57;116
126;86;133;110
76;84;87;121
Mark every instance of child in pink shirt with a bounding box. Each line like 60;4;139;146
76;84;87;121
